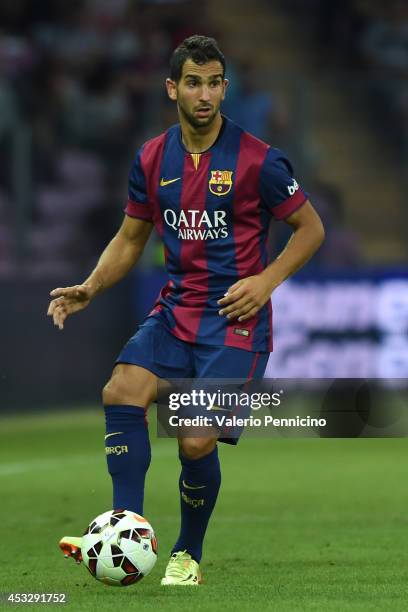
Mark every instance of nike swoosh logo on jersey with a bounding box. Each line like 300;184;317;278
104;431;124;440
182;480;206;490
160;177;181;187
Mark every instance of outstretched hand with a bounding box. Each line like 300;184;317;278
47;284;93;330
217;273;274;323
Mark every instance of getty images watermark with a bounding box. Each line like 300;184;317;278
157;379;408;439
166;388;326;430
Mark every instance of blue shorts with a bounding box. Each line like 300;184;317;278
116;315;269;444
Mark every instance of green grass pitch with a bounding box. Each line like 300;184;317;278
1;408;408;611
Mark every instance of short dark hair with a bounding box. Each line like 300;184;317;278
170;35;226;82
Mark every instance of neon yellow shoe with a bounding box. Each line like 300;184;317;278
160;551;202;586
59;536;83;564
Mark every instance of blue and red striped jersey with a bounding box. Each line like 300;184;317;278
125;117;308;352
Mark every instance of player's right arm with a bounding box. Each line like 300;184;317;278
47;216;153;330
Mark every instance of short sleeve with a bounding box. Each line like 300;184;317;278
125;147;153;222
259;148;308;220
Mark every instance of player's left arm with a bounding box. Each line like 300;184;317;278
218;200;324;322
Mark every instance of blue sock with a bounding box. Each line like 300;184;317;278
104;405;151;515
171;446;221;563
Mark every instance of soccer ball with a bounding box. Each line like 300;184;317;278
82;509;158;586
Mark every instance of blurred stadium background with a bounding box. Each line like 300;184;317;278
0;0;407;412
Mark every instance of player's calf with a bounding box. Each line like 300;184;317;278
102;364;159;515
170;442;221;565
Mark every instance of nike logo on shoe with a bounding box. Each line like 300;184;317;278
181;574;193;582
160;177;181;187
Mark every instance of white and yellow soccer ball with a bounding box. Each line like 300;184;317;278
82;510;158;586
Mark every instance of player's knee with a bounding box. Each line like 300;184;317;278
179;438;216;460
102;366;157;407
102;375;132;405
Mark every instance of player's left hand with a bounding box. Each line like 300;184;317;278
217;273;274;322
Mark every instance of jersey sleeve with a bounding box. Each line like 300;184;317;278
125;146;154;222
259;147;308;220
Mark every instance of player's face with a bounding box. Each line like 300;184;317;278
167;59;228;129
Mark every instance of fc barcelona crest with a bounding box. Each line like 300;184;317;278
209;170;233;196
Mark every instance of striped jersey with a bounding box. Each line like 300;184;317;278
125;116;308;352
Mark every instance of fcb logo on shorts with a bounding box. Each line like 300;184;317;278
209;170;233;196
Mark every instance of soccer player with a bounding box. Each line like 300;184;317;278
47;35;324;585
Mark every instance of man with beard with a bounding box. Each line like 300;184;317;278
48;35;324;585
